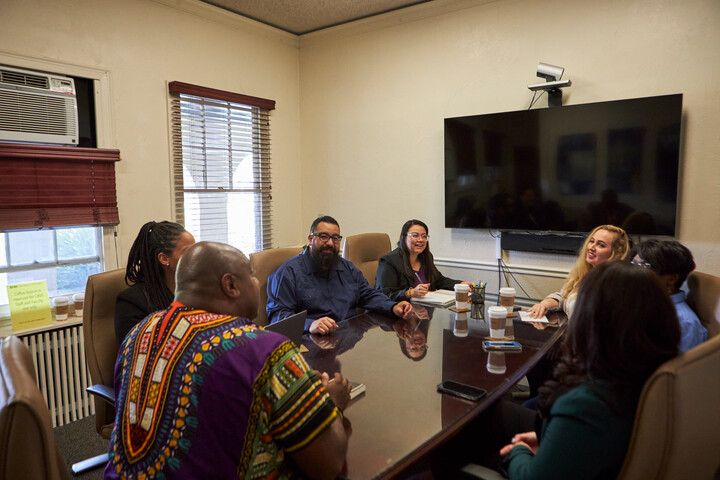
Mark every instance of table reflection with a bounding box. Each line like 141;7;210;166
299;306;566;479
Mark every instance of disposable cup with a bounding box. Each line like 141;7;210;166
73;293;85;317
454;283;470;311
53;296;69;321
487;306;507;339
499;287;516;315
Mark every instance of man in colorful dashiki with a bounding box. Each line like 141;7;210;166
266;215;414;335
105;241;351;480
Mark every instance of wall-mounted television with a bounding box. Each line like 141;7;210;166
444;94;683;237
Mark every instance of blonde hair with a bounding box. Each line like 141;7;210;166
561;225;630;298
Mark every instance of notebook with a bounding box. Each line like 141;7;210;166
265;310;308;346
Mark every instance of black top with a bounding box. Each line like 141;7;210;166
114;282;173;346
374;248;459;302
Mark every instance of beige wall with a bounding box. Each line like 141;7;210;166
298;0;720;297
1;0;718;298
0;0;304;266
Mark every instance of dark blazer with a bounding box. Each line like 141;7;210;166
375;248;459;302
114;282;172;346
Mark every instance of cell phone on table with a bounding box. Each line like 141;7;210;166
482;340;522;352
437;380;487;402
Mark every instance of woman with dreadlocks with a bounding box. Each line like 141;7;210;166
114;221;195;345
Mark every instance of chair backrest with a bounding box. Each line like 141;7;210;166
249;246;304;326
0;336;69;480
83;268;126;438
686;270;720;339
341;233;392;287
617;334;720;480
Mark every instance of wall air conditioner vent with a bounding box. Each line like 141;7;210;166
0;65;79;146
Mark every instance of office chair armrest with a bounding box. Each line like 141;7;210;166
87;384;115;407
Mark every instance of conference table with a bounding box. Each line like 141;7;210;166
300;305;567;479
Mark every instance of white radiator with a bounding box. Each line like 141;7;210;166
20;324;95;427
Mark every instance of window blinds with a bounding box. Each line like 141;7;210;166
0;143;120;229
169;82;274;254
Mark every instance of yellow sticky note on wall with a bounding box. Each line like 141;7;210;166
7;280;53;332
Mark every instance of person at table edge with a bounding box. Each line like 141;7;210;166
375;219;472;301
267;216;414;335
105;241;351;480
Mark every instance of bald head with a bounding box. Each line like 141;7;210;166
174;241;259;319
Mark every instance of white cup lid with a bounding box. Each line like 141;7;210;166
454;283;470;291
499;287;516;295
488;306;508;316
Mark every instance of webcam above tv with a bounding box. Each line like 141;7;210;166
444;94;682;237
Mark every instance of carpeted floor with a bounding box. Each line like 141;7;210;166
53;415;109;480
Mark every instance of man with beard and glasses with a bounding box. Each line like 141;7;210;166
267;216;414;334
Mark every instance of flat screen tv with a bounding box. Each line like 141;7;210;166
444;94;682;236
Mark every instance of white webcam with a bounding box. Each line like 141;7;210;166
536;62;565;81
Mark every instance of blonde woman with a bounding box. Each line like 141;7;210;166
527;225;629;319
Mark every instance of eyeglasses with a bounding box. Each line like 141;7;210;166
407;233;429;240
630;260;652;269
312;232;343;243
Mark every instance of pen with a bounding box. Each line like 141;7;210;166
414;271;422;284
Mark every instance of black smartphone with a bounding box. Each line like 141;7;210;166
482;340;522;352
437;380;487;402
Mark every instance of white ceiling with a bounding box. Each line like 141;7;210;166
198;0;434;35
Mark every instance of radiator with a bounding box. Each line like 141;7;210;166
20;324;95;427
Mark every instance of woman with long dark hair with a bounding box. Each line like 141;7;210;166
375;219;471;301
499;261;680;479
114;221;195;345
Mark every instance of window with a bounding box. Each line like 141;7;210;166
169;81;275;254
0;226;103;307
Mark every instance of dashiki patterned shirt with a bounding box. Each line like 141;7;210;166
104;302;340;480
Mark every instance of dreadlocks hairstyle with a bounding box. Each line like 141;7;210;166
125;221;187;312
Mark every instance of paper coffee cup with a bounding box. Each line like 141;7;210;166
53;296;69;321
487;351;507;375
499;287;516;315
454;283;470;310
488;306;507;339
73;293;85;317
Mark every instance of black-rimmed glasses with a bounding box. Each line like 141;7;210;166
313;232;343;243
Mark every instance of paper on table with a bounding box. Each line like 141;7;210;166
411;290;455;307
518;310;549;323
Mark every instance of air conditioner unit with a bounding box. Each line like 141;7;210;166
0;65;79;146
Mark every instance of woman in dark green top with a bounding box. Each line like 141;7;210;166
500;261;680;479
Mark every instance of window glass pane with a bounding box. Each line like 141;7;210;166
0;233;7;268
57;227;99;260
6;266;57;297
57;262;101;295
9;230;54;265
184;192;259;254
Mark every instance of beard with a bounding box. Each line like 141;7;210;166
311;245;340;273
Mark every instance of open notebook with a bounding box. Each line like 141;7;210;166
410;289;455;307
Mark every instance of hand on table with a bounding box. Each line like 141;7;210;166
526;299;556;319
393;301;414;319
309;316;338;335
500;431;538;456
409;283;430;298
321;371;351;411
